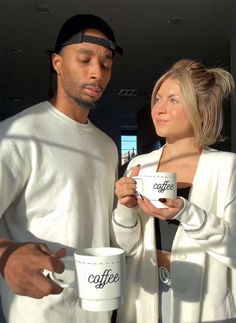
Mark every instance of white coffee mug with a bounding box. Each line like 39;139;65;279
49;247;125;312
133;172;177;208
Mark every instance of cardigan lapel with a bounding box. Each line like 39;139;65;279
169;149;214;322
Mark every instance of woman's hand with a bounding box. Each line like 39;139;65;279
115;165;140;208
137;196;184;220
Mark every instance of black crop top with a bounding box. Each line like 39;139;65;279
155;186;191;251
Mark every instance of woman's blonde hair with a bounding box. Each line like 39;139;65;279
151;59;235;148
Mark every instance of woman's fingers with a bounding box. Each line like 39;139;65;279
137;196;184;220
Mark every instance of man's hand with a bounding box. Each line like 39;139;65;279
0;240;66;298
115;165;140;208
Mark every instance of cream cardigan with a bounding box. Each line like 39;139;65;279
111;147;236;323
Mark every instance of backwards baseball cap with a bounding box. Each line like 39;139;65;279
54;14;123;55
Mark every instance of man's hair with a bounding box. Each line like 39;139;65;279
151;59;235;148
54;13;122;55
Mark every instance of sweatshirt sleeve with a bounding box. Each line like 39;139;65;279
175;165;236;268
0;139;28;217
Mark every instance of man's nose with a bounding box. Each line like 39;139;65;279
89;62;102;80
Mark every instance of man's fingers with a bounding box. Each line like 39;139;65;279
39;243;55;256
21;245;66;275
1;242;67;298
16;273;64;298
53;248;67;259
35;272;63;296
39;245;66;259
43;255;65;274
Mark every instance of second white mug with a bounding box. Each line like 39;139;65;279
49;247;125;312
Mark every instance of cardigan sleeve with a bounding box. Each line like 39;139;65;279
111;202;141;255
175;161;236;269
111;149;164;255
110;156;144;255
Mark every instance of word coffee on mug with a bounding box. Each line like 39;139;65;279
133;172;177;208
49;247;125;312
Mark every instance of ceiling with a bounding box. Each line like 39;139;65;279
0;0;235;125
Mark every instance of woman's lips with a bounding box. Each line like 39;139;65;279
156;119;169;125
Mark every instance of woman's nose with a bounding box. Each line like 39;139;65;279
153;101;166;114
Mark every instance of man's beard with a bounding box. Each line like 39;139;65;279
73;95;97;110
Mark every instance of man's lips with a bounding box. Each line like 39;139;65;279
83;85;103;98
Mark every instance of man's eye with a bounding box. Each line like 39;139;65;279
102;62;112;70
102;65;111;71
78;55;90;63
80;59;90;63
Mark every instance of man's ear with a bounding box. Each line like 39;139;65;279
51;53;62;75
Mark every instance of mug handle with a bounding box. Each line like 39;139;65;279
132;176;144;195
49;256;75;288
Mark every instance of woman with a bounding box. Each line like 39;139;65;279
111;59;236;323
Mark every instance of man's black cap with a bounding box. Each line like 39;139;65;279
54;14;123;55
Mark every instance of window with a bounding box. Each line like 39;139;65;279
121;133;137;165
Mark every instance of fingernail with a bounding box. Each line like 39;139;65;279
136;164;140;167
159;198;167;203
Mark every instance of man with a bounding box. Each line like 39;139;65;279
0;14;122;323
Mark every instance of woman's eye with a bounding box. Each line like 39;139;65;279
170;98;178;104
